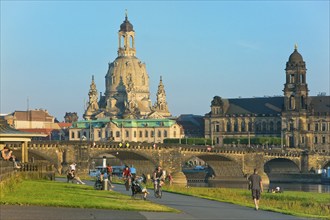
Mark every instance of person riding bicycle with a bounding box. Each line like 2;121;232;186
153;165;165;189
122;166;132;191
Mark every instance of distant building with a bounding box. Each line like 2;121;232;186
4;109;60;140
204;45;330;152
69;118;182;143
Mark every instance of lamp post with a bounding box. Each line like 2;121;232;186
121;122;123;142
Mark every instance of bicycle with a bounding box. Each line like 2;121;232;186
124;176;131;191
154;178;162;198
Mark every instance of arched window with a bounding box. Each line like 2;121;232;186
71;132;75;139
270;121;274;132
164;130;168;138
227;121;231;132
241;121;246;132
262;121;267;132
234;120;238;132
215;124;220;132
112;75;115;84
301;96;305;108
130;35;133;48
121;35;125;48
289;74;295;83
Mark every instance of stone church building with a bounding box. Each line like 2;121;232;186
205;46;329;153
69;13;182;143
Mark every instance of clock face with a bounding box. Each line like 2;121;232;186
288;84;295;89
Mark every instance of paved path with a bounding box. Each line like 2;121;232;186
0;179;309;220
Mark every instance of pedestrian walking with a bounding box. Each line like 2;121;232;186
106;163;114;188
248;168;263;210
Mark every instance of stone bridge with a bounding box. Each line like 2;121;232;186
6;141;330;185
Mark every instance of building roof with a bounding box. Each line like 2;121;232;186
57;122;72;128
225;97;283;115
309;96;330;115
12;109;54;122
71;118;179;129
207;95;330;117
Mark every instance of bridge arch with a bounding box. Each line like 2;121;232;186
90;150;157;176
183;154;244;179
264;158;300;174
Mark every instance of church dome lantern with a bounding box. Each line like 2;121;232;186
288;45;304;63
120;14;134;32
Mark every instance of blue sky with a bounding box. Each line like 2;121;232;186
1;1;329;121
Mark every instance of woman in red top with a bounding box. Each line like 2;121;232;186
122;166;131;178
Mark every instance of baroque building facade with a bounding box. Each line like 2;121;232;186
204;46;330;153
70;13;182;143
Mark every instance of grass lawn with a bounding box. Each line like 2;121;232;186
0;179;178;213
162;185;330;219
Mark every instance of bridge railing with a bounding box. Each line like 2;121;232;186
16;162;55;180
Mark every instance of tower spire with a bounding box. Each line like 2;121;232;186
153;76;171;117
83;75;99;120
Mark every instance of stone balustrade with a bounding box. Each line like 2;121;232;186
0;161;15;182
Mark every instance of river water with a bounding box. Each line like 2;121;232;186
188;181;330;193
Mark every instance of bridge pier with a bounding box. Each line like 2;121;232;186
171;171;187;186
158;146;187;186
